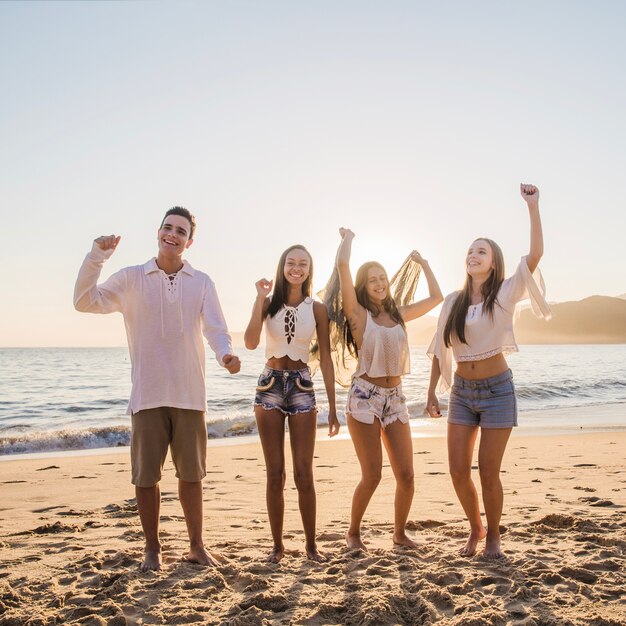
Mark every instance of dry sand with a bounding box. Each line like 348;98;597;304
1;424;625;625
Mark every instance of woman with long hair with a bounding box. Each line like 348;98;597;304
336;228;443;549
245;244;340;563
427;184;551;558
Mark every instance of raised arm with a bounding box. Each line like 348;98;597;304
74;235;125;313
244;279;272;350
399;251;444;323
313;302;340;437
520;183;543;273
336;228;366;344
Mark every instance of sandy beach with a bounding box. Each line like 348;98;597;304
1;409;625;625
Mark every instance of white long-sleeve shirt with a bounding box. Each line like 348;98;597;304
74;243;233;415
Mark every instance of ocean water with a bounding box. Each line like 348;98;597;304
1;345;625;456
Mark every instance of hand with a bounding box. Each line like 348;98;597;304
520;183;539;208
426;392;441;418
327;410;340;437
339;227;355;240
223;354;241;374
409;250;427;265
255;278;273;298
94;235;121;251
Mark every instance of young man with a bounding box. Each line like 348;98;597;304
74;206;240;571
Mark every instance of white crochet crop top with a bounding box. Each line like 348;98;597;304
265;297;316;363
354;311;410;379
428;256;552;393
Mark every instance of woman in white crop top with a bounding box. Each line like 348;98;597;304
244;244;340;564
336;228;443;550
427;184;551;559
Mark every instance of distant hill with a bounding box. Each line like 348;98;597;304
618;293;626;300
516;295;626;344
232;295;626;348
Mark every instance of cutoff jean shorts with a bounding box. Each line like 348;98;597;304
448;369;517;429
254;367;317;416
346;377;409;428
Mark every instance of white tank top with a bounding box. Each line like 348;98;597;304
265;297;316;363
354;311;410;379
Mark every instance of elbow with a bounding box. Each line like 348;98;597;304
243;333;259;350
433;292;444;306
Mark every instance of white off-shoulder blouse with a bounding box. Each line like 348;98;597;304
427;256;552;393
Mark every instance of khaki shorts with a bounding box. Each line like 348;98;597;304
131;407;207;487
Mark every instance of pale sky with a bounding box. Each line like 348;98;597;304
1;1;625;347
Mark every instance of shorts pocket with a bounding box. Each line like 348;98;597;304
256;374;276;392
295;377;314;392
489;380;514;397
351;385;373;401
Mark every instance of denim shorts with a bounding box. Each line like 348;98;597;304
254;367;317;416
346;377;409;428
448;369;517;429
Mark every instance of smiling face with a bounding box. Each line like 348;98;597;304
466;238;495;279
365;266;390;304
283;248;311;286
157;214;193;258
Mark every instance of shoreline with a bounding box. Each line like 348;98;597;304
2;402;625;463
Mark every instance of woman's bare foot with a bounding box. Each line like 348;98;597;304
140;548;162;572
266;545;285;564
460;527;487;557
306;544;327;562
185;544;219;567
393;532;420;549
483;532;504;559
346;532;367;550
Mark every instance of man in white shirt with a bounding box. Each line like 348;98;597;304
74;206;241;571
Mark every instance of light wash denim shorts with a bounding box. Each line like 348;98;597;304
254;367;317;416
448;369;517;429
347;377;409;428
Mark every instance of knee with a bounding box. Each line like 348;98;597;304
293;467;314;493
478;465;500;489
449;464;471;485
267;468;286;492
361;471;382;492
396;468;414;490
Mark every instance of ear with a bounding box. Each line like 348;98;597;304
185;238;194;249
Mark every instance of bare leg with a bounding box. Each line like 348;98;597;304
135;484;162;571
447;423;486;556
255;406;287;563
381;419;418;548
288;410;324;561
478;428;512;559
179;479;218;566
346;414;382;550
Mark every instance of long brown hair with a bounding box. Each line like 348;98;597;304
346;261;405;356
266;245;313;319
443;238;505;347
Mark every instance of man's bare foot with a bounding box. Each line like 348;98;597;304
306;544;327;562
459;527;487;557
140;549;162;572
184;544;219;567
266;545;285;564
393;532;420;549
483;533;504;559
346;532;367;551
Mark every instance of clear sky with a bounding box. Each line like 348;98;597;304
1;1;625;347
